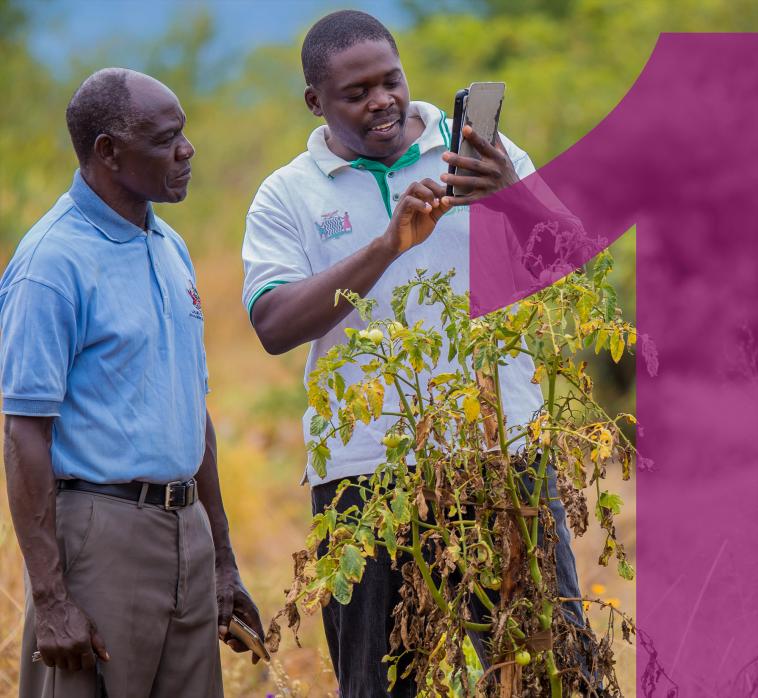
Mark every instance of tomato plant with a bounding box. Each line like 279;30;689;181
269;251;637;697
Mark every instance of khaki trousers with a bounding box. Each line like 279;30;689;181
20;489;223;698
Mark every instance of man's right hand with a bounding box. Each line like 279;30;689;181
383;179;451;255
251;178;451;354
34;595;109;671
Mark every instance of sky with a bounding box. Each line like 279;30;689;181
24;0;410;79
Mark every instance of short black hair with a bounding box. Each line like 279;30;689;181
65;68;139;165
301;10;398;87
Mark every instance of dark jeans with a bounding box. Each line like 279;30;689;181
311;463;589;698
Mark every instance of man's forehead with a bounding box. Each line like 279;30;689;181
128;75;183;125
326;40;401;86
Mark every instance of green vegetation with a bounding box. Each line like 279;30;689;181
276;252;636;695
2;1;756;694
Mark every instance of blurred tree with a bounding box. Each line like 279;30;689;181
402;0;577;21
0;0;72;254
0;0;26;41
4;0;758;411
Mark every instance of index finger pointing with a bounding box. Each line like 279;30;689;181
419;178;446;199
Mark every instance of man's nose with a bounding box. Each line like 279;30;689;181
368;89;394;111
177;134;195;160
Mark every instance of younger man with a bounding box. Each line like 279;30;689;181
243;11;587;696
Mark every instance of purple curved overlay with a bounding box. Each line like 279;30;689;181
471;33;758;696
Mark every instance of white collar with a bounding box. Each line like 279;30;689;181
307;101;450;178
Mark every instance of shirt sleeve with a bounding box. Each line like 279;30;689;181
242;177;312;323
0;278;79;416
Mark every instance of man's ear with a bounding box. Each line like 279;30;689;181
93;133;119;171
304;86;324;117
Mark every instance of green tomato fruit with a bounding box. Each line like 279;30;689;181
368;328;384;344
515;650;531;666
382;434;402;448
387;321;404;338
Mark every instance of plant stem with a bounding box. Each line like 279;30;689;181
491;359;534;553
394;377;417;430
411;510;447;613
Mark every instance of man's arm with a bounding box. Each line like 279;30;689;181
4;415;109;671
252;179;449;355
195;409;266;662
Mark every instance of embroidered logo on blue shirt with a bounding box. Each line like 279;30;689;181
315;210;353;241
186;280;203;320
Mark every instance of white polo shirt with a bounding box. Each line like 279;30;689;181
242;101;544;486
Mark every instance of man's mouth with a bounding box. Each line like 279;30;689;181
368;118;400;134
174;168;192;182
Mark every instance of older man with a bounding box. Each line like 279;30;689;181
1;68;263;698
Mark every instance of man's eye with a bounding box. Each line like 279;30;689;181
385;80;401;88
345;91;366;102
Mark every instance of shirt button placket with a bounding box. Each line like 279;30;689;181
387;171;400;208
146;233;170;317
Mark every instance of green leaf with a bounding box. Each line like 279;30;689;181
309;414;329;436
355;527;376;556
339;544;366;583
593;251;613;287
618;558;635;581
315;555;337;578
331;570;353;605
596;491;623;519
387;663;397;691
391;490;411;524
334;372;345;401
603;283;618;321
311;441;331;478
430;372;456;386
576;292;594;323
380;516;398;559
594;328;609;355
403;338;425;373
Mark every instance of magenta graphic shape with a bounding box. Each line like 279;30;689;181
470;33;758;696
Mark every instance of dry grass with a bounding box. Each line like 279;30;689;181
0;251;635;697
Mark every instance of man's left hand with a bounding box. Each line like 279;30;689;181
216;562;266;664
441;124;519;205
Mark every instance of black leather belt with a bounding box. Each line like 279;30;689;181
58;478;198;510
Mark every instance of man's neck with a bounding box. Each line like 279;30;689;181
80;169;149;230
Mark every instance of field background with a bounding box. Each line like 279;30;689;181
2;1;755;695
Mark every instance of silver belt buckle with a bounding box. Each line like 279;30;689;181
164;479;197;510
164;480;183;510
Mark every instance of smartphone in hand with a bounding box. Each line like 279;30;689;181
447;82;505;197
229;614;271;662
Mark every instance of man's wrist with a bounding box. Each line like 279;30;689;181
215;545;237;570
31;576;69;608
374;231;402;264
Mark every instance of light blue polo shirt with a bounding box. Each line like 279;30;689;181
0;171;209;484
